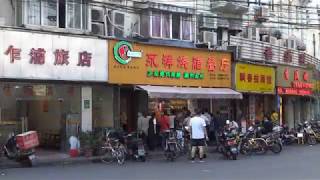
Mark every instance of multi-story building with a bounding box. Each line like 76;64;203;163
0;0;319;148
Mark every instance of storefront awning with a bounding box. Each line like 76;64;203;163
136;85;243;99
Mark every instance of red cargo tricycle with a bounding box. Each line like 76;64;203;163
2;131;39;167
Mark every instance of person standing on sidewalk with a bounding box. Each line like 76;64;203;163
189;109;208;163
159;111;170;149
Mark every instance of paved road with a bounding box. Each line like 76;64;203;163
1;145;320;180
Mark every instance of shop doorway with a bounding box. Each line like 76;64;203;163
120;88;134;132
17;99;64;150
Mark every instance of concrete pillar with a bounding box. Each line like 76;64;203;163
285;98;294;129
81;86;92;132
249;95;255;123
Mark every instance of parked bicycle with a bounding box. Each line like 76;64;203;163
239;126;268;155
100;130;126;165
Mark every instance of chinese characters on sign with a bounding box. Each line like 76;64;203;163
264;47;273;61
144;54;230;80
4;45;21;63
235;63;275;93
277;66;313;96
239;73;272;85
54;49;69;65
77;51;92;67
3;46;92;67
109;40;232;87
298;53;305;65
283;50;293;63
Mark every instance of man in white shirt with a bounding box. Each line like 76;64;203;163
137;112;149;135
189;109;208;162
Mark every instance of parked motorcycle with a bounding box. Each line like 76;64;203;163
303;121;319;145
280;125;297;145
3;131;39;167
164;129;179;161
239;126;267;155
261;131;283;154
125;131;146;162
221;131;239;160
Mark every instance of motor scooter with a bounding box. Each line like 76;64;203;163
125;131;146;162
3;131;39;167
221;130;239;160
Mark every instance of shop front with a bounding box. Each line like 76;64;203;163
276;65;314;129
108;40;242;131
234;63;276;129
0;29;111;151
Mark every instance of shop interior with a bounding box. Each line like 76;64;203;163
0;83;116;153
0;82;81;151
119;87;235;132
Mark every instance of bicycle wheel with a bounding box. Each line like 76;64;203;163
100;149;114;164
255;139;267;155
307;136;317;145
271;142;282;154
240;141;251;155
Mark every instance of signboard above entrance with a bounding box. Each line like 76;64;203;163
276;66;313;96
235;63;275;94
108;40;232;88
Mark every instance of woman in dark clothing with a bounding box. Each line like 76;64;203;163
147;113;157;151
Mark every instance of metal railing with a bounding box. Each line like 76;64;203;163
229;36;320;69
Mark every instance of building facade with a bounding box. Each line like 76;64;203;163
0;0;319;141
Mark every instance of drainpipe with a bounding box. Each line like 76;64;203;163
313;33;316;57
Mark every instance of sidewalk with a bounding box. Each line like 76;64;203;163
0;149;174;169
0;146;218;169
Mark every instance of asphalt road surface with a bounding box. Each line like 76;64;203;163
2;145;320;180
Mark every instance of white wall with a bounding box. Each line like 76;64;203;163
81;86;92;132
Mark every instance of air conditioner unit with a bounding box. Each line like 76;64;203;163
91;8;105;23
200;31;217;46
91;22;106;36
279;39;288;47
270;37;277;45
297;42;306;51
254;6;269;22
111;11;125;37
199;14;217;29
262;35;269;42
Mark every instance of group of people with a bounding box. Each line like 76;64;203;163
136;107;228;161
136;108;280;162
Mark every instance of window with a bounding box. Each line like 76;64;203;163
42;0;58;26
21;0;88;30
150;11;193;41
181;16;191;40
67;1;81;29
162;14;170;38
172;14;180;39
152;12;161;37
66;0;88;29
113;12;125;37
25;0;41;25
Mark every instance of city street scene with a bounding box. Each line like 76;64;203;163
1;0;320;180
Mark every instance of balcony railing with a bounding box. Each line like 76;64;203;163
229;36;320;69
